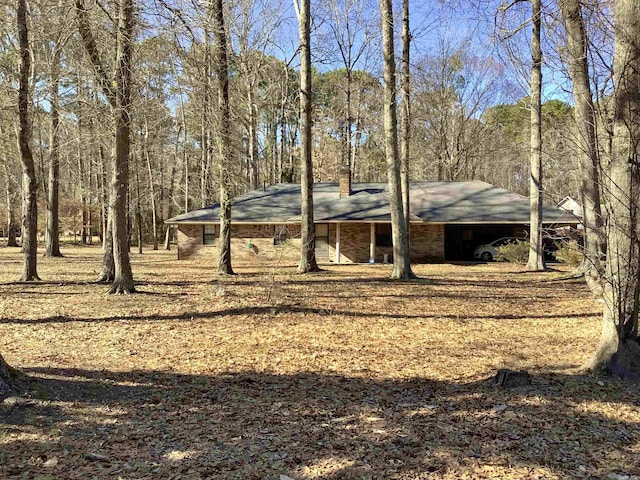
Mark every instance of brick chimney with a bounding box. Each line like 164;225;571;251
339;165;352;198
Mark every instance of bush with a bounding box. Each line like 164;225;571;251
497;240;530;264
555;240;583;266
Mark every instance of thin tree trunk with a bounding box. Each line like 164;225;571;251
248;84;259;190
99;144;107;246
77;77;89;245
583;1;640;378
526;0;546;271
0;128;18;247
295;0;319;274
134;151;143;254
400;0;411;236
45;51;63;257
346;69;353;171
144;120;158;250
164;144;178;250
17;0;39;282
211;0;234;275
559;0;604;282
380;0;414;280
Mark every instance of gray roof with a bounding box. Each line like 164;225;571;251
166;181;580;225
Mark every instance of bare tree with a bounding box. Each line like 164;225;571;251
211;0;234;275
526;0;545;271
583;0;640;379
400;0;410;233
559;0;604;283
0;123;18;247
294;0;319;273
44;0;70;258
379;0;414;280
17;0;39;281
76;0;135;293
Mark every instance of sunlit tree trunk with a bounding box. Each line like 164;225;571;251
380;0;414;280
17;0;39;281
248;85;259;190
526;0;546;271
584;1;640;379
0;128;18;248
45;50;63;257
400;0;411;235
211;0;234;275
109;0;135;293
559;0;604;283
144;120;158;250
295;0;319;273
76;0;135;292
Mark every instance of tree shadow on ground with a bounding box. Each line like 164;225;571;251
2;367;638;479
0;308;600;326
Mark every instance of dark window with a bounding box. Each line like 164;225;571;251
375;223;392;247
274;225;289;245
203;224;217;245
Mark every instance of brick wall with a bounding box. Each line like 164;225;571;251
177;222;445;264
177;224;301;263
410;224;445;262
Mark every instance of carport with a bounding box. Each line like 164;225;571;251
444;224;528;261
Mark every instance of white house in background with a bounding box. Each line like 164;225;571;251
557;196;584;220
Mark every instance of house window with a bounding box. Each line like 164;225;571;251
274;225;289;245
315;223;329;257
375;223;392;247
203;224;217;245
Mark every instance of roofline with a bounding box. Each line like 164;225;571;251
166;219;581;225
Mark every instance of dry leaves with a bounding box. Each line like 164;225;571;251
0;245;639;479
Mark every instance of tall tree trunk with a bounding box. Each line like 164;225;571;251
99;143;107;245
0;128;18;247
109;0;135;293
559;0;604;282
201;32;212;208
345;69;353;172
77;77;88;245
164;143;178;250
211;0;234;275
583;1;640;379
17;0;39;282
526;0;546;271
380;0;414;280
45;51;63;257
248;85;259;190
134;151;143;254
295;0;319;273
400;0;411;236
144;120;158;250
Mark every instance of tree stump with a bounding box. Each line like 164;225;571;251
491;369;532;389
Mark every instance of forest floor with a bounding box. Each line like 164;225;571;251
0;244;638;480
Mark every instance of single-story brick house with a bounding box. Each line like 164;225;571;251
165;171;579;263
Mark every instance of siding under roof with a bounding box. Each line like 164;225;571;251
166;181;579;225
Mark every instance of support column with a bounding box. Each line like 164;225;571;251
335;222;341;264
369;223;376;263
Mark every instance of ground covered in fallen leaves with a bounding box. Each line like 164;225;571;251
0;245;638;479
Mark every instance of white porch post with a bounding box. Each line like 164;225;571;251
335;222;341;264
369;223;376;263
